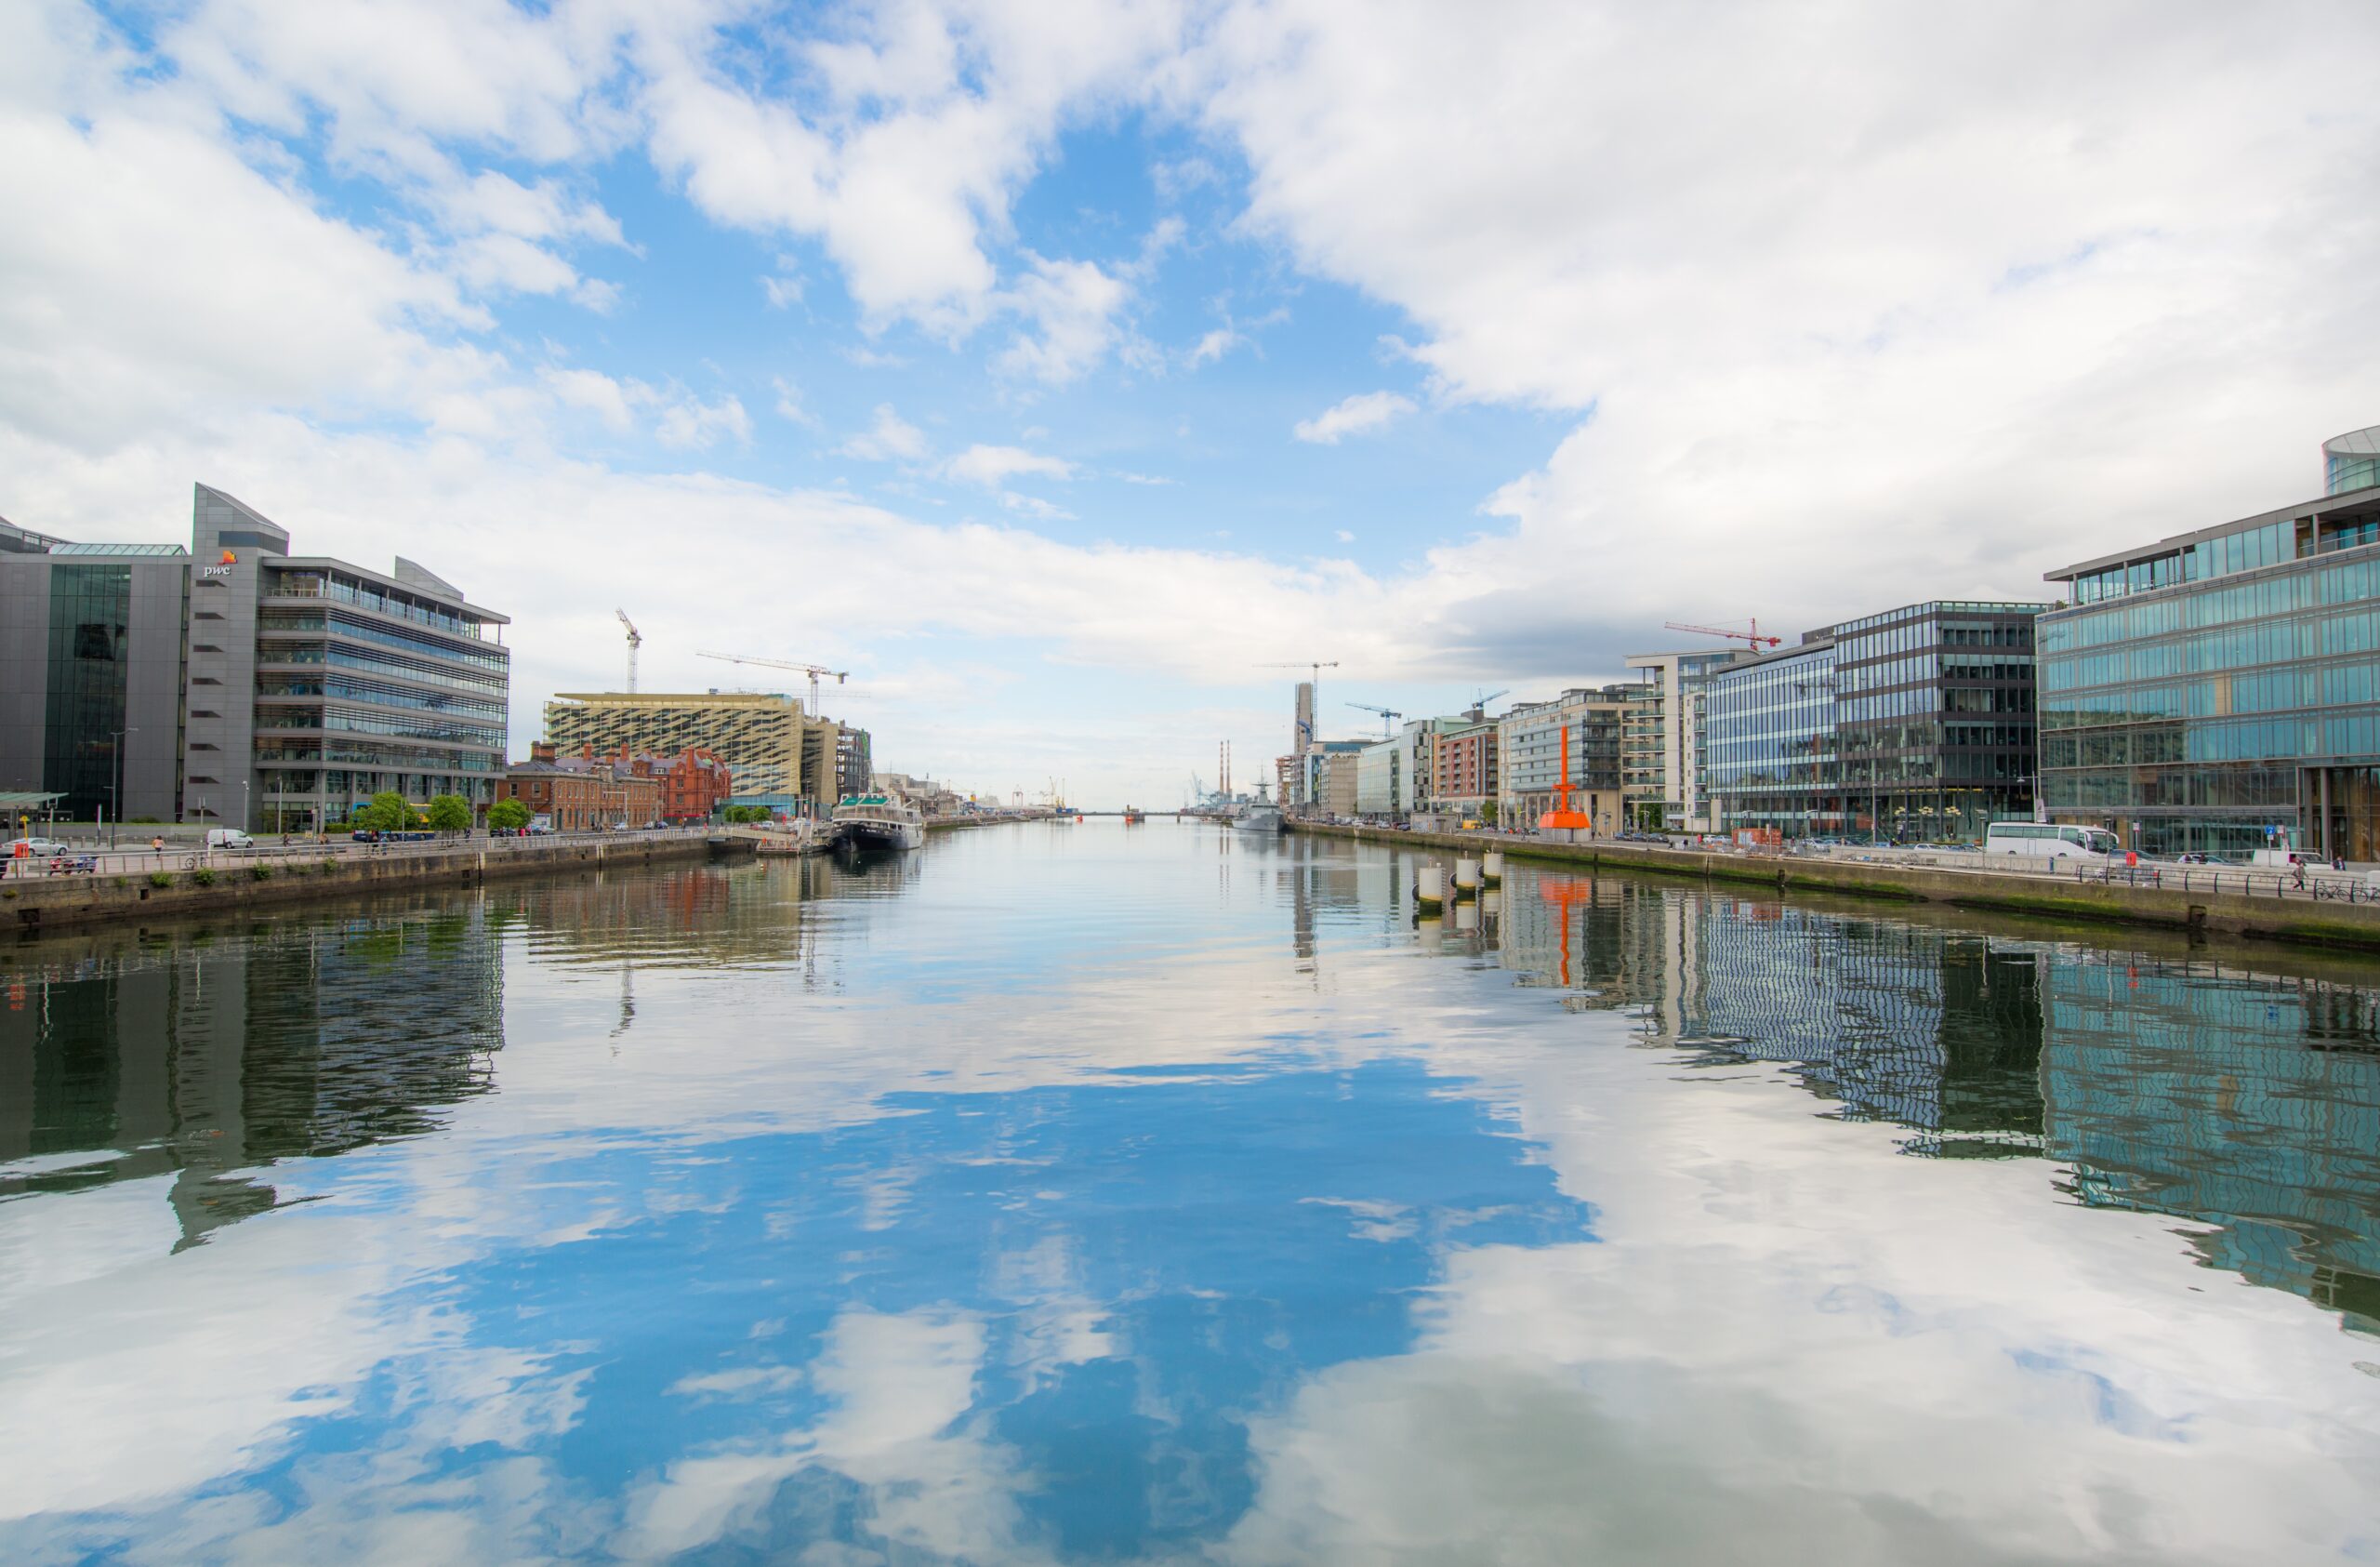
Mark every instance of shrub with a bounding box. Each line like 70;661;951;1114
148;871;173;888
1;887;15;901
112;876;126;888
249;864;272;881
192;868;216;886
321;858;337;875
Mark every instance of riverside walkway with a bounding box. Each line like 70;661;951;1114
1289;821;2380;953
3;827;717;936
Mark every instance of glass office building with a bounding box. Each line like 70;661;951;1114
1;519;190;823
2325;424;2380;498
2039;467;2380;858
1702;602;2046;842
1703;639;1838;836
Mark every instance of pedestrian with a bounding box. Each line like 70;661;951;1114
150;835;163;854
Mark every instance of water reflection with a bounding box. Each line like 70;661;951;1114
0;825;2374;1561
0;907;504;1246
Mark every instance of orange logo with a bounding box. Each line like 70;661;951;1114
218;550;237;564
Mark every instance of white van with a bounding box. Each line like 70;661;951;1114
205;829;255;850
1983;821;2119;860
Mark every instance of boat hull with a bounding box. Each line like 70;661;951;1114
840;820;925;852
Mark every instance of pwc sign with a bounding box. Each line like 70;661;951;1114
201;549;236;578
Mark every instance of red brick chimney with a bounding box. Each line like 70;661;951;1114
531;740;556;764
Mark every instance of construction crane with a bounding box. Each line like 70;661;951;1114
696;650;850;716
1257;659;1340;747
1466;687;1510;719
1663;618;1781;650
1345;701;1403;738
615;609;641;693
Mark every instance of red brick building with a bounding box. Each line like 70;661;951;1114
497;742;667;830
655;747;734;823
1429;720;1500;814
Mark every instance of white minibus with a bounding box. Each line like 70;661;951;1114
1984;821;2120;860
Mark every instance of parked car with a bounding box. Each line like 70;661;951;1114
8;837;71;857
205;828;254;850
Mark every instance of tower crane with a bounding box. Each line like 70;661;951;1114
615;609;641;694
1345;701;1403;738
1663;618;1781;650
1256;658;1340;747
1466;688;1510;719
696;650;851;715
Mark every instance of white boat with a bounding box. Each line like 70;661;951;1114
832;793;926;851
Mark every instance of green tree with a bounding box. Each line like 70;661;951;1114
488;798;531;830
359;790;418;832
1478;800;1500;826
426;794;471;832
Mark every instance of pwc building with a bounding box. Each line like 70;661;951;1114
1;485;509;832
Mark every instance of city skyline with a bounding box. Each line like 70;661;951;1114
7;3;2379;803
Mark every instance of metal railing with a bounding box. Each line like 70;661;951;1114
2;826;711;882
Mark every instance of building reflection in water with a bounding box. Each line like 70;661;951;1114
0;905;505;1251
0;856;886;1252
1488;858;2380;1335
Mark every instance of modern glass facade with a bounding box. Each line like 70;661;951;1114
41;564;132;821
1833;602;2042;841
1701;603;2045;842
250;566;509;830
2325;424;2380;498
2041;480;2380;857
1703;641;1837;835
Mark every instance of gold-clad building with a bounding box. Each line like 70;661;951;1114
543;692;842;812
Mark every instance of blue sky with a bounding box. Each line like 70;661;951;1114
6;1;2379;803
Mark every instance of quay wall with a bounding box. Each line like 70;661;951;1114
4;833;715;938
1287;822;2380;954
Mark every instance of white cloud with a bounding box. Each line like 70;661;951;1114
837;404;931;462
998;491;1076;522
942;444;1076;487
1335;528;1355;542
771;376;817;428
654;392;751;451
995;254;1132;385
541;367;636;432
1196;0;2380;665
1293;391;1417;445
760;272;802;309
1188;326;1242;367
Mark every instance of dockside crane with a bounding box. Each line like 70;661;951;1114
696;650;852;716
1345;701;1403;738
615;609;641;693
1662;618;1781;650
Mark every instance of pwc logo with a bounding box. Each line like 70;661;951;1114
219;549;237;564
201;548;237;578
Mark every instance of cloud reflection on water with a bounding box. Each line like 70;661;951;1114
0;826;2375;1562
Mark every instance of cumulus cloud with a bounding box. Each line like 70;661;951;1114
942;444;1076;487
837;404;931;462
995;255;1132;385
1293;391;1418;445
654;392;751;450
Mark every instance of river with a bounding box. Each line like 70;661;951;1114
2;821;2375;1563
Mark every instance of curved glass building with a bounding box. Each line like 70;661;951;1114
2326;425;2380;498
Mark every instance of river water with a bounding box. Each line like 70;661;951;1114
2;822;2376;1563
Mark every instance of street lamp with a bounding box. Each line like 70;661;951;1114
109;726;137;849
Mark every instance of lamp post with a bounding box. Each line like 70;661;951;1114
109;726;137;849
